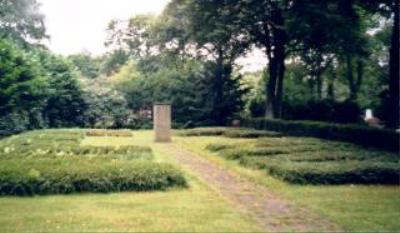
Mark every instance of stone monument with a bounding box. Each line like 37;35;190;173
153;104;172;142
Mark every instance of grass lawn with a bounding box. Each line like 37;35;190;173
175;135;400;232
0;130;261;232
0;181;261;232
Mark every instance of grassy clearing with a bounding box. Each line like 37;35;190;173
0;180;261;232
0;130;262;232
0;130;186;195
175;135;400;231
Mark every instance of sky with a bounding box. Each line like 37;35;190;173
38;0;265;72
38;0;169;55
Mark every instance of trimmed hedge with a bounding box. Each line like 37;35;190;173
223;129;282;138
71;146;153;160
220;148;288;160
237;157;400;184
177;127;229;136
0;159;187;196
265;161;400;185
86;129;133;137
206;132;399;184
205;144;236;152
178;127;282;139
243;118;399;151
0;130;187;196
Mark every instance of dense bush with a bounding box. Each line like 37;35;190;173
282;100;361;124
0;40;88;137
243;118;399;151
0;40;48;137
0;159;186;196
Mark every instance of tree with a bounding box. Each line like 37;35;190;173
35;50;87;127
81;77;130;128
360;0;399;127
0;39;48;133
164;0;250;124
0;0;47;44
68;52;101;79
388;0;399;128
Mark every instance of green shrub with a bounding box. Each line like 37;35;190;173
205;144;236;152
223;129;282;138
86;129;133;137
0;130;187;196
177;127;230;136
242;118;399;151
238;156;271;169
72;146;153;160
210;132;399;184
265;161;400;185
237;157;400;184
0;159;187;196
284;150;399;163
220;148;288;160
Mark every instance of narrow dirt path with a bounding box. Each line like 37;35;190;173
159;143;342;232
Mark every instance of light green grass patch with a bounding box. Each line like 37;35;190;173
0;181;261;232
175;135;400;232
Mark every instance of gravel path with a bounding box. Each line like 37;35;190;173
160;143;342;232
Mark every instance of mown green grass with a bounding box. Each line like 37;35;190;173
175;135;400;231
0;130;262;232
0;180;261;232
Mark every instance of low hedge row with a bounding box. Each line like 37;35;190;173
206;134;399;184
0;130;187;196
265;161;400;185
178;127;282;139
223;129;282;138
0;158;187;196
2;143;153;160
220;148;288;160
242;118;399;151
86;129;133;137
238;157;400;184
177;127;229;136
205;144;236;152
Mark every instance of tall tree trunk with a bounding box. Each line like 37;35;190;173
316;73;322;100
356;58;364;96
214;48;225;125
265;58;277;118
327;68;336;101
346;55;357;102
388;0;400;128
275;50;286;118
266;6;286;119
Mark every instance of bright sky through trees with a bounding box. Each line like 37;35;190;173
38;0;169;55
38;0;265;71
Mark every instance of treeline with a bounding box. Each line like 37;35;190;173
0;0;399;134
102;0;399;127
